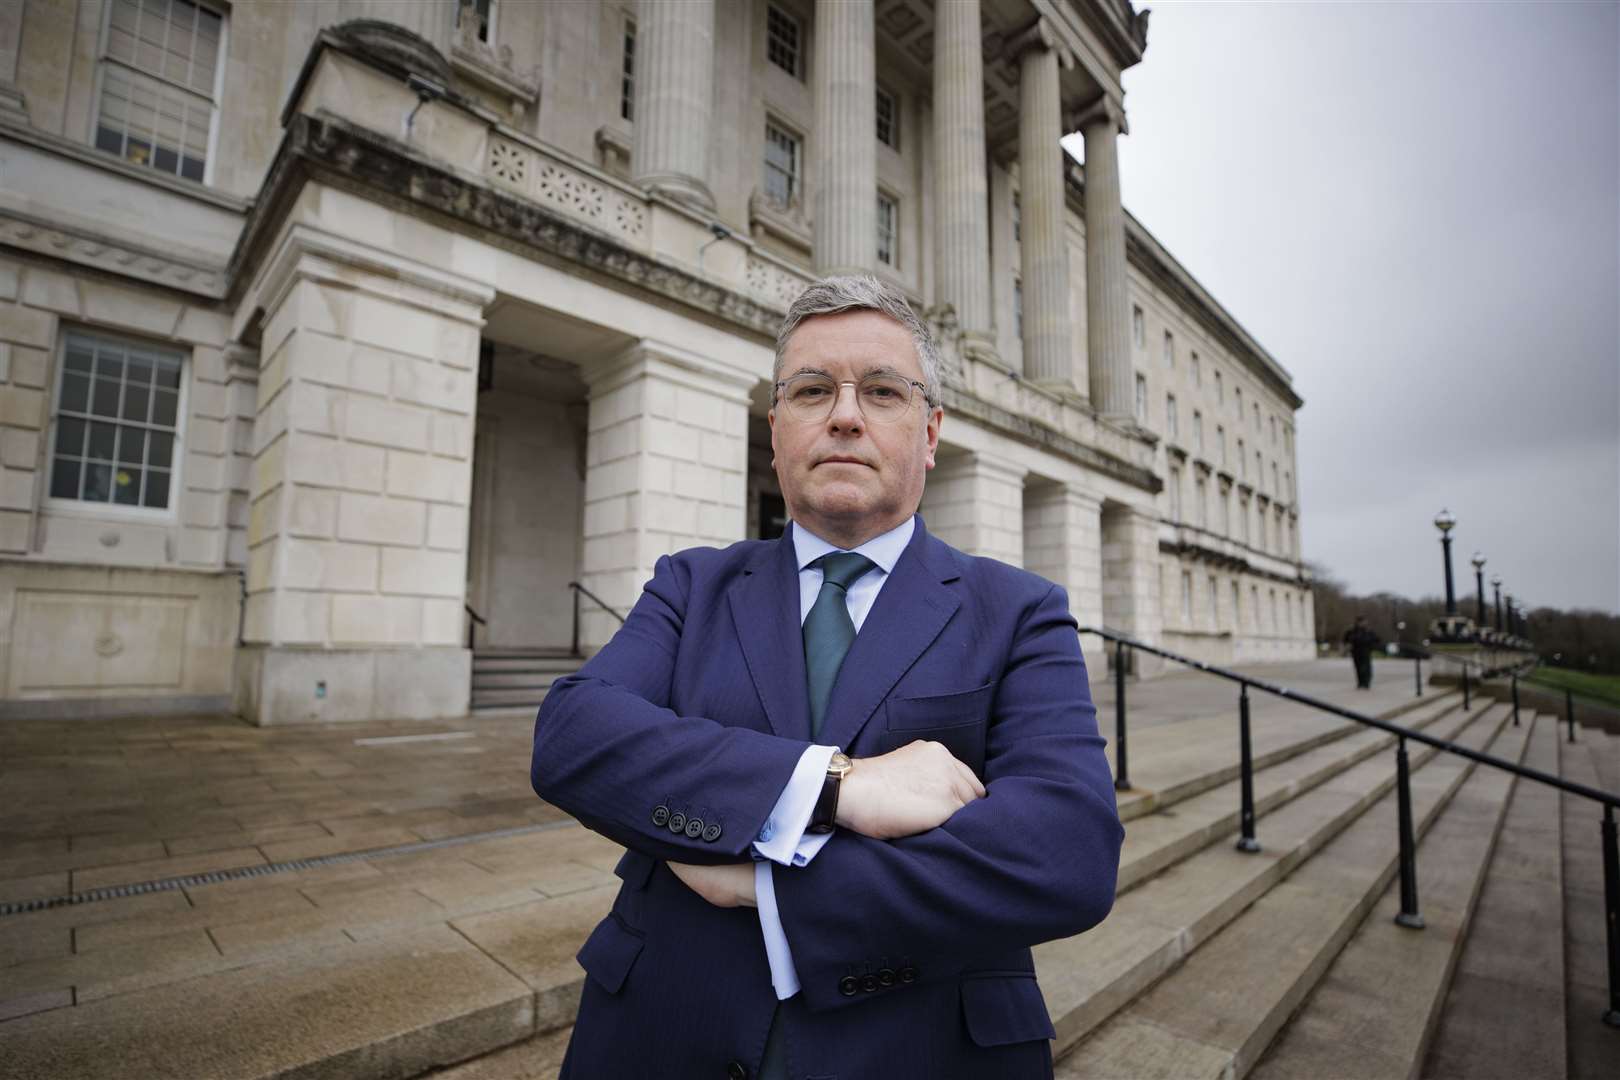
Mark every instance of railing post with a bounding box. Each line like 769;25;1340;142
1237;683;1260;853
1601;807;1620;1028
1114;642;1130;792
1568;688;1577;743
1511;672;1520;727
572;586;581;658
1462;664;1471;710
1414;655;1422;698
1394;736;1425;929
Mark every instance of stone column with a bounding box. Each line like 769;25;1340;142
1023;484;1105;670
1078;96;1132;418
1100;502;1163;672
813;0;876;274
237;232;492;724
932;0;991;338
1011;21;1074;390
580;342;751;650
340;1;457;56
918;452;1026;566
0;1;27;123
221;344;260;569
631;0;716;210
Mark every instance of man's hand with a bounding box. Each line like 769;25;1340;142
835;740;987;840
667;860;757;908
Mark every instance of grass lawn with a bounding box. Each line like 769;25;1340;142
1525;667;1620;710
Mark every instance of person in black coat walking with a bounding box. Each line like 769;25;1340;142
1342;615;1380;689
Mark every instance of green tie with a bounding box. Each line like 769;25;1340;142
803;552;875;741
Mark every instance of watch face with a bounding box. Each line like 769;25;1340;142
829;752;853;777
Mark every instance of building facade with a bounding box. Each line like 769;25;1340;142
0;0;1312;724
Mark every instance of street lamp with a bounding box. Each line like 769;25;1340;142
1434;509;1457;615
1471;553;1486;627
1491;575;1503;631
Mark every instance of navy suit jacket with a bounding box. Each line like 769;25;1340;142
531;515;1123;1079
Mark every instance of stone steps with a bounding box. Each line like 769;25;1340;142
1054;702;1517;1078
1556;728;1620;1079
470;652;582;712
1420;713;1568;1079
1250;711;1539;1079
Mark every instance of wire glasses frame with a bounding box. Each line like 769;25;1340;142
772;372;933;423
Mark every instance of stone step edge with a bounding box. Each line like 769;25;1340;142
1117;690;1457;823
1052;705;1523;1079
1041;702;1504;1064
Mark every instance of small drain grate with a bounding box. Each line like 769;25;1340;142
0;819;580;918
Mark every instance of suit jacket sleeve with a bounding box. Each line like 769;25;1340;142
772;582;1125;1011
530;552;810;865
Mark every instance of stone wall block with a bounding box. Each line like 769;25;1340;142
0;467;35;510
344;397;430;451
330;594;421;645
385;451;469;504
82;284;181;339
421;598;464;646
347;344;393;398
380;547;466;596
430;414;470;459
189;416;229;456
0;428;38;469
21;268;81;315
0;301;54;348
288;436;385;493
9;346;47;389
336;493;426;547
0;386;45;429
426;503;468;551
394;355;471;412
177;528;225;566
282;538;379;593
286;487;337;540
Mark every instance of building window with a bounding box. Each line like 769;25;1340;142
1134;373;1147;422
1166;394;1178;440
1272;461;1280;498
875;85;899;149
1239;497;1249;543
1220;489;1231;535
1012;192;1021;244
764;121;800;205
1215;369;1223;403
1181;571;1193;624
1217;424;1226;466
1254;401;1261;430
1168;466;1182;523
1270;589;1278;634
1234;386;1243;418
876;192;898;267
1285;470;1293;502
1191;353;1201;387
96;0;224;182
1232;581;1242;629
1256;450;1263;487
767;5;802;78
1132;305;1144;348
1194;475;1207;527
1193;410;1203;455
48;329;183;510
1270;414;1278;445
459;0;495;44
1163;330;1175;369
1237;437;1246;478
1209;576;1220;630
1013;277;1023;340
620;17;635;121
1251;585;1261;631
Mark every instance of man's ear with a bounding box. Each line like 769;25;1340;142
923;406;942;469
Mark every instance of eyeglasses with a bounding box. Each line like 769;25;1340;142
773;373;931;423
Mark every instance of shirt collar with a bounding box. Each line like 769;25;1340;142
790;515;915;576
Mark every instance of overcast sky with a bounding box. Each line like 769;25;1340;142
1062;1;1620;614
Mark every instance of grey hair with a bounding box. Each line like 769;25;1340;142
773;275;941;407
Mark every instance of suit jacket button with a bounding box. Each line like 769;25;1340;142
878;967;896;987
899;965;918;983
702;823;722;842
838;975;859;996
652;806;670;827
860;973;879;993
726;1061;748;1080
668;811;687;834
684;817;704;839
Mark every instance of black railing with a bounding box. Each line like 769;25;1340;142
568;581;626;658
463;604;487;650
1081;624;1620;1029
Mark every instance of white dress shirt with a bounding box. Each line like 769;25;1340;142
751;515;915;999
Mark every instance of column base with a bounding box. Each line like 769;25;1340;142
638;173;717;213
235;645;471;726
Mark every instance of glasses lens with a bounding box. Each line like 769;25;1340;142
778;374;921;422
784;375;837;418
858;374;914;420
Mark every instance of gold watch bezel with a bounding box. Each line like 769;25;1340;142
828;751;854;778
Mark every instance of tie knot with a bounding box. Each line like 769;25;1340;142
816;552;875;592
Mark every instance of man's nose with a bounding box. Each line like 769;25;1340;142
826;382;865;431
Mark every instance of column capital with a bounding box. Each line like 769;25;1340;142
1006;17;1075;71
1070;95;1129;138
586;338;760;404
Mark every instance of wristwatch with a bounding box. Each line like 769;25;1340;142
807;751;854;834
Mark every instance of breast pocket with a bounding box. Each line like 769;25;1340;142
879;682;995;778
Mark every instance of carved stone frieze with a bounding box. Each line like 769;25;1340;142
0;211;226;298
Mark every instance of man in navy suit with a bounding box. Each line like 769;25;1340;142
532;275;1123;1079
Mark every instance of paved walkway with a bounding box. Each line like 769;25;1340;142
0;659;1435;1075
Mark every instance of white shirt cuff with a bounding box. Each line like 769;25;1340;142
752;743;838;867
755;860;800;1000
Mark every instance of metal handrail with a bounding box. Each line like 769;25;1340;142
568;581;626;658
463;603;487;650
1081;623;1620;1028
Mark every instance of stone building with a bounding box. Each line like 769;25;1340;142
0;0;1312;725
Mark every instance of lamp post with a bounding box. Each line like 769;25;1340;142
1434;509;1457;615
1491;575;1503;631
1471;553;1486;627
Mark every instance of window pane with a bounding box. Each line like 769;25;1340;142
121;384;150;422
144;468;171;508
83;462;113;502
88;421;117;461
95;126;125;155
60;372;90;413
125;352;154;385
117;428;146;465
148;430;173;468
180;155;204;181
154;145;179;174
113;466;142;505
94;348;124;380
92;378;121;418
153;356;182;390
152;388;178;427
56;416;87;457
51;459;82;500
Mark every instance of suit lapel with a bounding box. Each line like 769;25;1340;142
818;519;961;754
729;529;812;741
